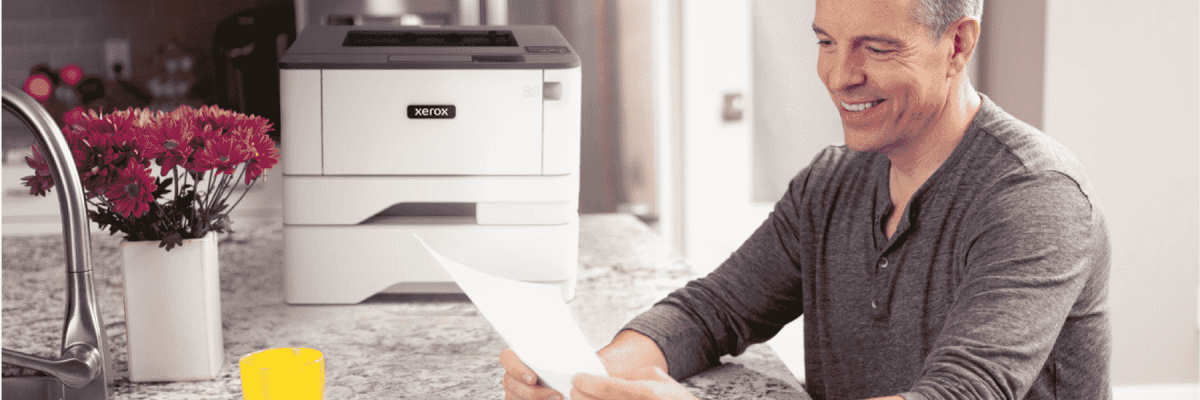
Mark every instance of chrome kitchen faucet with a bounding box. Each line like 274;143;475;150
1;83;110;399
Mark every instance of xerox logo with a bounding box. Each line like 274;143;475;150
407;105;456;119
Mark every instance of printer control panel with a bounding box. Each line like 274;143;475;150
342;30;520;47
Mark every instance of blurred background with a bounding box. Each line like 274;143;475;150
2;0;1196;395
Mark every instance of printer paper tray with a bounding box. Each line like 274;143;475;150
283;219;577;304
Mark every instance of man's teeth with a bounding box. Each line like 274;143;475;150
842;100;882;112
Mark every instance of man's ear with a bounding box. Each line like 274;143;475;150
945;16;981;78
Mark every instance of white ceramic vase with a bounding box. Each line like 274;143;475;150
121;231;224;382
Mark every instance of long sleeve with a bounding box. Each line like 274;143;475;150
621;162;819;381
899;171;1110;400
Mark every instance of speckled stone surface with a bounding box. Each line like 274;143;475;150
3;214;810;399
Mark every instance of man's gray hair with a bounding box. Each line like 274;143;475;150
911;0;984;40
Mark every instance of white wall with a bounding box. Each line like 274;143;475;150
1044;0;1199;386
676;0;761;274
750;0;845;203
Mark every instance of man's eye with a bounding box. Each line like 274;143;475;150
867;47;892;55
817;40;832;46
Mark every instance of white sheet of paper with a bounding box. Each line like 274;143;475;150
414;235;609;399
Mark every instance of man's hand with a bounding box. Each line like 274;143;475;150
500;330;670;400
570;366;699;400
500;348;565;400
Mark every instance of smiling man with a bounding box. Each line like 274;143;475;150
501;0;1111;399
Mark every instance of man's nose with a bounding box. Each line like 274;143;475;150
825;50;867;91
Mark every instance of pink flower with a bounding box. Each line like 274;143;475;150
237;114;273;138
191;105;240;135
192;135;249;174
64;109;150;196
19;103;282;250
104;159;155;218
140;113;195;174
63;107;87;126
21;144;55;196
69;108;145;148
242;129;280;184
190;105;273;138
185;123;218;157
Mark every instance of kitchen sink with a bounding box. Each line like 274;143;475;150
3;376;66;400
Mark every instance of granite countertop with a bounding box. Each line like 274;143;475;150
3;214;809;399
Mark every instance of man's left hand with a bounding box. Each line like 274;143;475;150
570;366;698;400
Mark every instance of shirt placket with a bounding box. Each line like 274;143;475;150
869;251;894;318
870;193;893;318
871;203;911;319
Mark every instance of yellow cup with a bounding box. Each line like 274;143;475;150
239;347;325;400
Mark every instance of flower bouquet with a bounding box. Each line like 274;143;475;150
22;105;280;250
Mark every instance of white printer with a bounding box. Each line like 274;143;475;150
278;25;581;304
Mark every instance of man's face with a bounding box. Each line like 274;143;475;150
813;0;955;155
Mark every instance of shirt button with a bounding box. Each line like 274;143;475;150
871;300;878;309
878;257;889;269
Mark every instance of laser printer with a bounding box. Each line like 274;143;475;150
278;25;581;304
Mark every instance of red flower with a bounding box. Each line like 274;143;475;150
21;144;55;196
20;103;282;249
78;148;125;197
65;109;151;196
63;107;86;126
168;105;197;126
182;123;216;158
190;105;273;138
192;135;249;174
104;159;155;218
69;108;145;148
140;113;195;174
237;113;273;138
242;130;280;184
191;105;240;135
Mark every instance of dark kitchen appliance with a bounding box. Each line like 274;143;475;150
213;4;296;141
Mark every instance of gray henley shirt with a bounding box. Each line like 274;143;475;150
623;94;1111;400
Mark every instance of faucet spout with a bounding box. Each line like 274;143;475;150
2;83;110;400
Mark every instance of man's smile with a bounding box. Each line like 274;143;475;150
840;99;886;112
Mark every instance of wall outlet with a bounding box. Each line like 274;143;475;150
104;38;132;80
